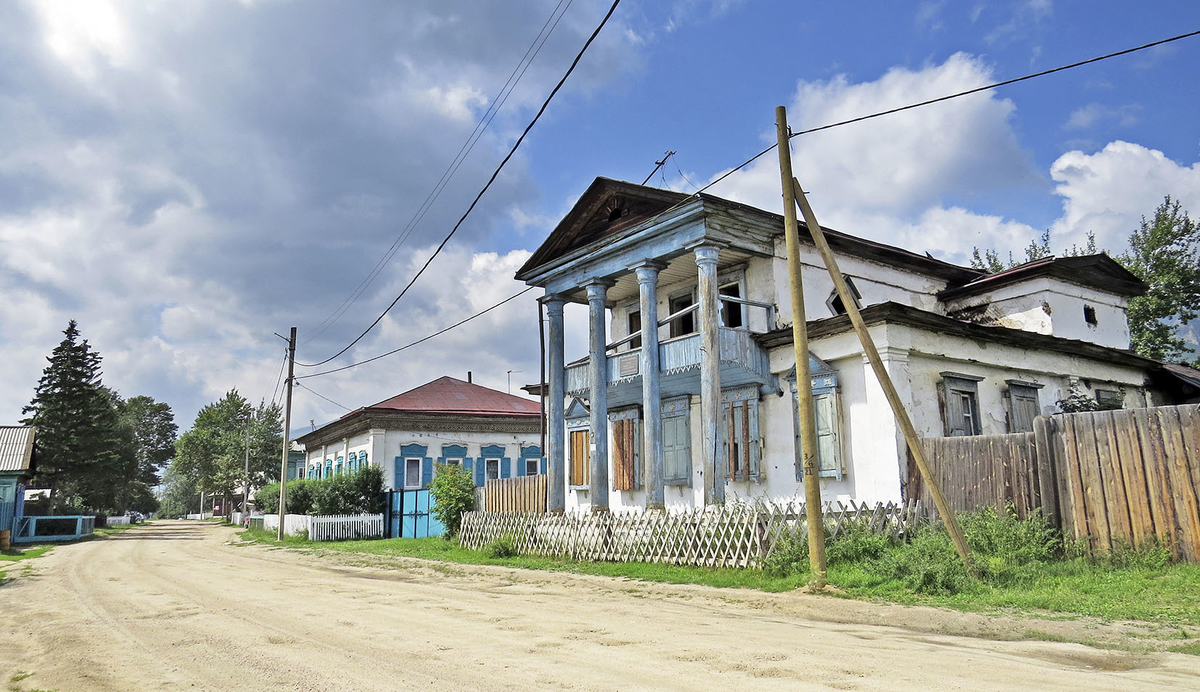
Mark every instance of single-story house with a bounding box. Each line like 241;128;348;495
1;425;36;535
516;177;1191;513
294;376;544;491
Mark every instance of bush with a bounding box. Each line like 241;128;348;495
485;533;520;558
876;525;974;596
255;467;383;516
429;463;476;537
827;520;892;565
763;531;809;577
961;506;1058;585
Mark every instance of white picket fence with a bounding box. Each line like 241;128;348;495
185;512;214;520
257;513;383;541
308;514;384;541
106;515;130;526
228;511;244;526
262;513;311;536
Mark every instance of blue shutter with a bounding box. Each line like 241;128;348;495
516;456;526;476
421;458;433;488
500;458;511;479
394;457;403;490
476;461;485;487
461;458;472;480
540;457;548;475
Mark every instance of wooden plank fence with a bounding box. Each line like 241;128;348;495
460;500;925;568
915;432;1042;518
308;514;384;541
916;403;1200;562
482;474;547;513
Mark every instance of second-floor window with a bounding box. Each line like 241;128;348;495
626;308;642;350
669;292;695;337
719;283;744;328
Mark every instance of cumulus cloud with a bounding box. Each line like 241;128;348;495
1048;141;1200;251
1064;103;1141;131
709;52;1041;263
0;0;640;428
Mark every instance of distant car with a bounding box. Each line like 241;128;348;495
128;511;144;523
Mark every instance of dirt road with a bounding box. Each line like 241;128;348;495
1;522;1198;691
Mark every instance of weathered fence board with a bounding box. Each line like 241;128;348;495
917;432;1039;518
483;474;547;514
460;500;925;569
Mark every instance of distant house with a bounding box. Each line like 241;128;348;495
516;177;1193;513
1;426;35;535
294;376;544;492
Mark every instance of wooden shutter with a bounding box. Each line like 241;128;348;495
663;414;690;484
612;418;638;491
570;430;590;486
813;391;841;479
1008;383;1041;433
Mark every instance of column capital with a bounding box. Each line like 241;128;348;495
540;293;566;313
629;260;668;282
584;279;614;301
687;241;726;265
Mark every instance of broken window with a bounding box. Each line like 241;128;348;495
826;276;863;316
668;292;695;338
1084;304;1098;326
722;387;761;482
719;283;744;328
940;373;984;436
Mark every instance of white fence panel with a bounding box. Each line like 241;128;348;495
228;511;244;526
185;512;214;520
106;515;130;526
308;514;384;542
262;513;311;536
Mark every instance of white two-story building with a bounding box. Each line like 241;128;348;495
517;177;1186;513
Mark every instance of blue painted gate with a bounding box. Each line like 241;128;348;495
387;489;444;539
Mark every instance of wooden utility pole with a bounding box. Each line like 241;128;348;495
785;174;974;568
276;327;296;541
776;106;828;588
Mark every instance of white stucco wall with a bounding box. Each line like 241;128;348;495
304;428;542;490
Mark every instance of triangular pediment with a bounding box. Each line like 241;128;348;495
565;397;590;420
516;177;688;280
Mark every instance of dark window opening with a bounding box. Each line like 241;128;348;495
669;293;695;337
627;309;642;350
719;283;744;328
607;206;624;222
826;276;863;316
1084;305;1098;326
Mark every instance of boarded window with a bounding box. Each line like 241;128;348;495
569;429;590;487
940;373;983;436
611;415;641;491
663;404;691;485
722;389;761;482
1006;381;1042;433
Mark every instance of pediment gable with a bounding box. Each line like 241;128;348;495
516;177;688;280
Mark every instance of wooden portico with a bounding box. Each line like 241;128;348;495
516;177;780;512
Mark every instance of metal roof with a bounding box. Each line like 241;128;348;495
0;426;35;473
358;376;541;418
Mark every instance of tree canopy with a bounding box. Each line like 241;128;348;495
21;321;175;513
171;390;284;503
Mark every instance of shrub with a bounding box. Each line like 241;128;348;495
1102;536;1173;570
285;479;316;515
763;530;809;577
429;463;476;537
827;520;892;565
256;483;281;514
485;533;520;558
961;506;1058;585
876;525;974;596
352;465;385;514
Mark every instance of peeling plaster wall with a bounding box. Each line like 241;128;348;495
946;277;1131;349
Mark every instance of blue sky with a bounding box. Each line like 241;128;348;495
2;0;1198;435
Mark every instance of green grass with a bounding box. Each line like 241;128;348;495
0;546;53;563
238;528;810;591
1171;641;1200;656
236;513;1200;628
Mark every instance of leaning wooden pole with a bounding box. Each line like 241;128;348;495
787;175;973;568
775;106;828;588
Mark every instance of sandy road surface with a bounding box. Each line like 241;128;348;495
1;522;1198;692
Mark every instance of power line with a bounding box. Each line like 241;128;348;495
297;0;622;367
701;28;1200;197
269;348;288;406
300;0;577;346
296;27;1198;381
295;381;352;412
297;287;536;380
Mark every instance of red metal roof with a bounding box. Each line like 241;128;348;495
359;376;541;418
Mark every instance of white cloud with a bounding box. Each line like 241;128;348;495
1065;103;1141;131
1048;141;1200;252
709;53;1039;261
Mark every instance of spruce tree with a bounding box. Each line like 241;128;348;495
21;321;123;510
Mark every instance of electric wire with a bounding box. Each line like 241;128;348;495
296;0;623;367
300;0;577;346
296;287;536;380
295;381;353;412
295;27;1198;380
269;348;288;407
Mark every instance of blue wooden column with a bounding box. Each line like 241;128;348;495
692;243;726;505
633;261;666;510
544;294;567;514
585;279;614;512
